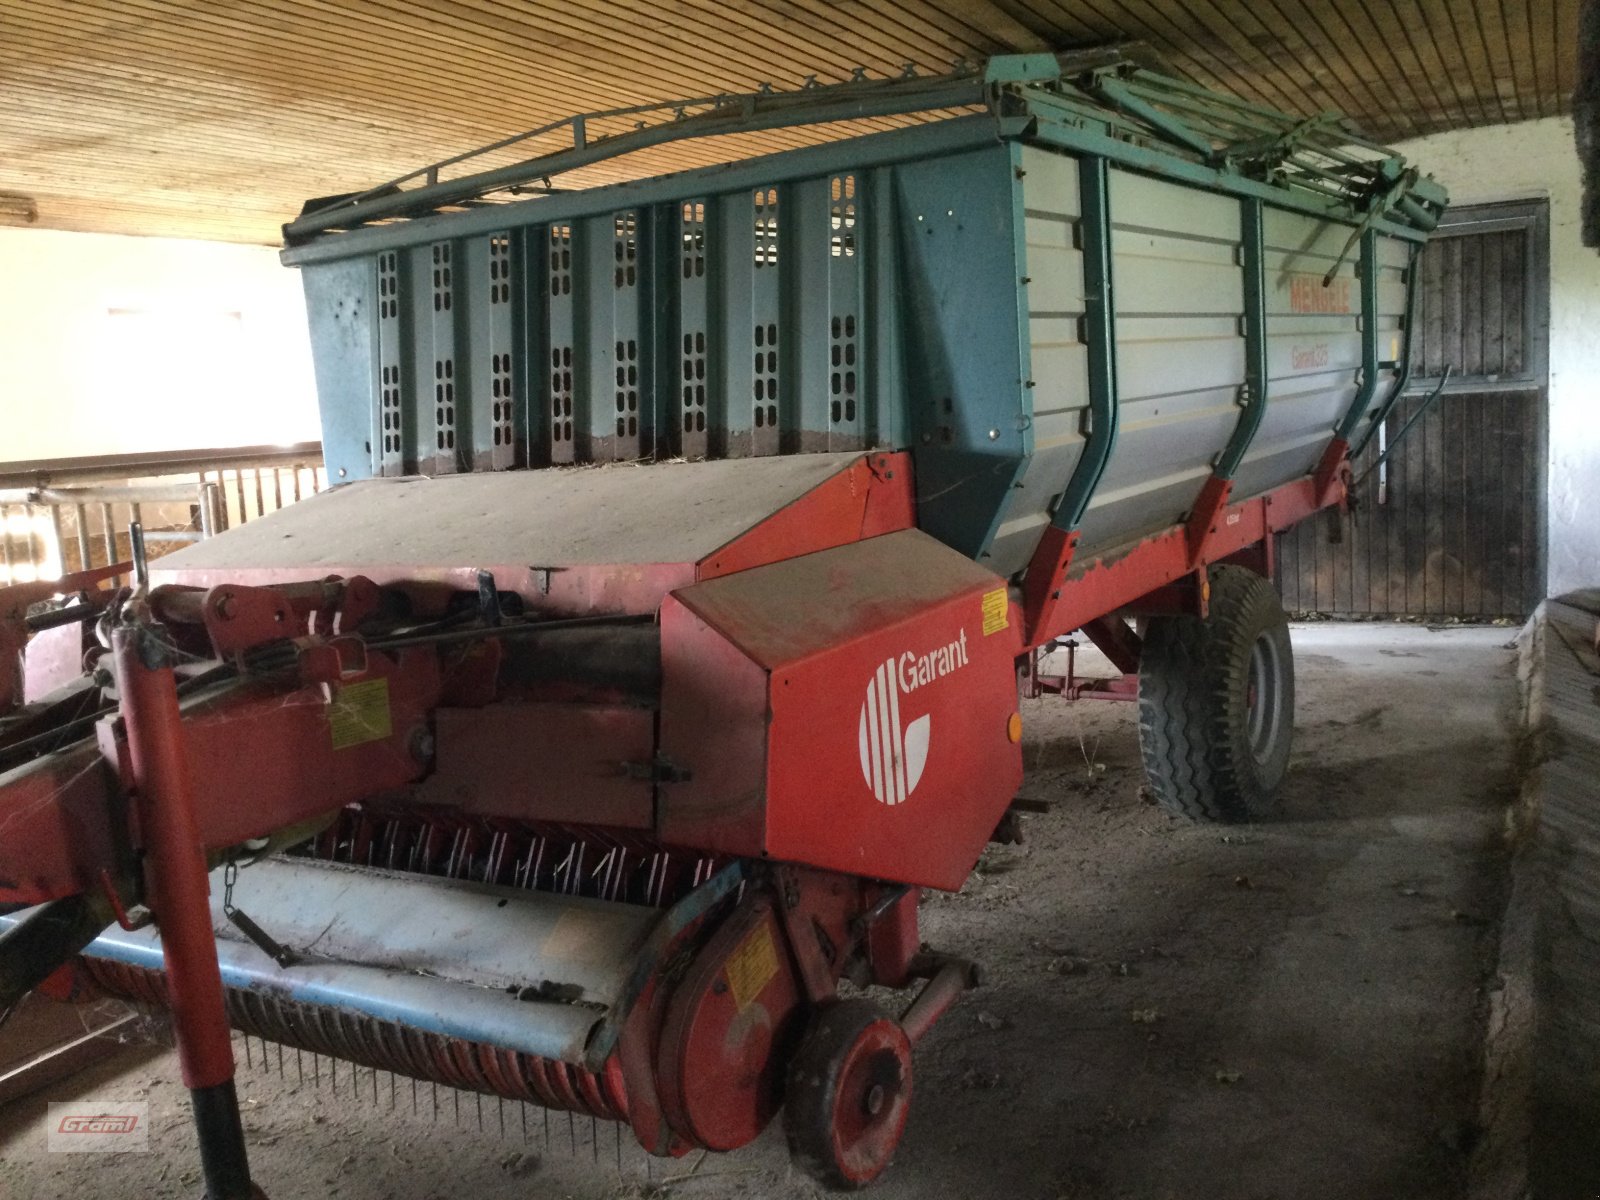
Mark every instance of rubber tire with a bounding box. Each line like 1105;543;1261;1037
1136;564;1294;823
783;1000;912;1191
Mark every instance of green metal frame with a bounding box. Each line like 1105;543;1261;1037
1348;241;1424;459
283;54;1447;261
1213;198;1269;481
1051;155;1119;532
1331;230;1385;445
284;53;1446;575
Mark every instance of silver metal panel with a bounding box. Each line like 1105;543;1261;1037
1076;383;1238;548
204;858;656;1002
1078;168;1245;553
1108;167;1241;243
999;146;1088;576
1235;207;1366;499
77;923;600;1064
1114;238;1241;316
1231;379;1357;499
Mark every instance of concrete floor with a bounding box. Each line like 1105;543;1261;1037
0;624;1520;1200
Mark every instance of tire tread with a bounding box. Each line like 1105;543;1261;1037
1136;566;1292;823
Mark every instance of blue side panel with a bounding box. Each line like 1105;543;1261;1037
302;258;378;484
893;144;1030;565
673;198;713;459
459;231;519;471
717;187;760;457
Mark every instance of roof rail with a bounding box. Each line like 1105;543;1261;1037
283;51;1445;246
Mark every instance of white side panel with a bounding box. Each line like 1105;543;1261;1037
1076;169;1245;553
1232;207;1366;498
996;145;1089;576
1010;157;1408;576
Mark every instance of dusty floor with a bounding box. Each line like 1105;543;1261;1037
0;624;1519;1200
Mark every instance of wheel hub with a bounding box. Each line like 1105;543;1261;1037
1246;631;1285;766
864;1083;886;1116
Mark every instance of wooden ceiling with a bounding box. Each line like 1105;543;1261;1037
0;1;1579;245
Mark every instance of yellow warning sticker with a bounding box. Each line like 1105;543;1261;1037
329;677;392;750
725;922;780;1011
981;587;1009;636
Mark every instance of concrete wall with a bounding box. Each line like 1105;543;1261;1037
0;226;317;463
1395;117;1600;597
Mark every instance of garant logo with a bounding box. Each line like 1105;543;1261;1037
858;629;969;805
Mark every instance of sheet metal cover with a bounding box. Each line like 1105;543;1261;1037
209;857;656;1005
155;453;867;572
674;529;1005;669
80;927;605;1065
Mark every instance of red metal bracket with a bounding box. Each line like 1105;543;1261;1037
202;585;295;655
863;887;920;989
295;636;370;688
150;576;382;658
773;867;841;1004
1312;438;1352;509
97;868;148;932
1026;614;1144;703
1021;525;1080;648
1120;568;1208;619
1184;474;1234;566
1024;476;1325;651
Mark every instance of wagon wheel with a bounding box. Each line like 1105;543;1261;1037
783;1000;913;1190
1136;564;1295;822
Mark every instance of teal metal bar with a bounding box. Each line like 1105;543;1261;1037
1349;242;1423;459
1083;75;1216;158
284;74;992;243
1051;155;1119;531
287;56;1448;269
283;116;1028;267
1214;198;1268;479
1333;230;1382;443
1023;101;1433;245
1352;366;1453;487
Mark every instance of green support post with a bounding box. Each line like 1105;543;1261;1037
1051;155;1120;532
1334;229;1382;443
1214;197;1269;479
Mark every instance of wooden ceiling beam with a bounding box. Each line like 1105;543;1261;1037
0;0;1577;244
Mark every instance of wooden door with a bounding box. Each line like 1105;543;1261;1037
1276;200;1549;619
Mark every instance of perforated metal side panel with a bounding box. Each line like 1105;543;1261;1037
677;199;711;459
376;250;405;474
546;223;577;464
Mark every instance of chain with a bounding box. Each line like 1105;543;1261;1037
217;858;297;968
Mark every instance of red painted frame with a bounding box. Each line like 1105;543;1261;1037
1022;470;1344;653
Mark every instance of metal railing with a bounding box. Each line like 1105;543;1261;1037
0;444;325;583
